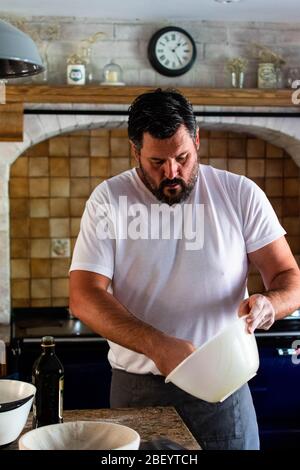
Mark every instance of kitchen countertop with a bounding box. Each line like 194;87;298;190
5;406;201;450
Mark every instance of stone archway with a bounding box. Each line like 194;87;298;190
0;112;128;323
1;107;300;322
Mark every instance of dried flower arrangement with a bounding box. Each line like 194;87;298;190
226;57;248;74
80;32;105;49
67;54;86;65
251;43;285;66
68;32;106;65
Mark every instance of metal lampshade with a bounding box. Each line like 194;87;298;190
0;19;44;79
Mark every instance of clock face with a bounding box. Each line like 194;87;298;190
148;27;197;77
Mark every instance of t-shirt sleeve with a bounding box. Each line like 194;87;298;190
240;176;286;253
69;187;115;279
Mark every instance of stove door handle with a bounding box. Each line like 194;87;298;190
23;337;107;343
255;332;300;337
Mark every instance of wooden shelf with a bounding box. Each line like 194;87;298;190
5;85;297;107
1;85;298;142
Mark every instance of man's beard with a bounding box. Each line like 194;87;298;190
139;161;199;205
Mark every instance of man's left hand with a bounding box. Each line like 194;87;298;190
238;294;276;333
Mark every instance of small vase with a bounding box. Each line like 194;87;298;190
231;72;237;88
82;47;94;84
231;71;244;88
238;71;244;88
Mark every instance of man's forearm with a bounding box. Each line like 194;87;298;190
265;268;300;320
69;271;196;376
70;284;165;359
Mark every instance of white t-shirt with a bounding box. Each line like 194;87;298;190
70;165;286;375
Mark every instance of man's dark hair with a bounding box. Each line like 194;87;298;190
128;88;197;151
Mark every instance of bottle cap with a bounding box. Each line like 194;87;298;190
41;336;55;346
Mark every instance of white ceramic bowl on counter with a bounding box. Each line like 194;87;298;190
0;379;36;446
165;316;259;403
19;420;140;450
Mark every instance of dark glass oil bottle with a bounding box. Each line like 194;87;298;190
32;336;64;428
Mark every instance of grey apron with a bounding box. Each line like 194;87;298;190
110;368;259;450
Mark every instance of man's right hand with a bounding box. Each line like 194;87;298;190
70;271;196;377
150;335;196;377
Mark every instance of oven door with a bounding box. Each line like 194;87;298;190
249;331;300;450
10;337;112;410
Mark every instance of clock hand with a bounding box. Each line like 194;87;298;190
174;51;182;65
171;43;182;53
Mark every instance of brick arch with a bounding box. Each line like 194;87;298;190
1;111;300;167
196;114;300;167
0;109;300;323
1;114;128;166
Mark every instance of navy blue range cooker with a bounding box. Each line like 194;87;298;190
9;307;111;410
249;310;300;450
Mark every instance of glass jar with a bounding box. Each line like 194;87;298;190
286;67;300;88
258;63;277;89
101;60;124;85
33;49;49;84
82;47;93;84
275;66;284;89
67;54;86;85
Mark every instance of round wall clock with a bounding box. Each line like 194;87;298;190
147;26;197;77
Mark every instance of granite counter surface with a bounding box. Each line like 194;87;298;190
6;406;201;450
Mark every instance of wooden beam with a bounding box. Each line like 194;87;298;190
5;85;298;107
0;85;297;142
0;103;23;142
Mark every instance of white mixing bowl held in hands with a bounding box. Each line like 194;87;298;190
165;316;259;403
19;420;140;450
0;379;36;446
